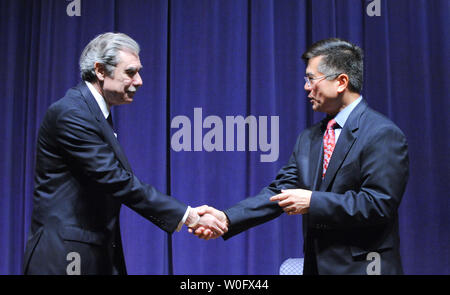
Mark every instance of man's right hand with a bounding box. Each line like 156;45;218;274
188;205;229;240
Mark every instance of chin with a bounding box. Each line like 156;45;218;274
311;103;321;112
123;96;134;103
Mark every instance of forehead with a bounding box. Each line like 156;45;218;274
117;50;142;69
305;55;324;75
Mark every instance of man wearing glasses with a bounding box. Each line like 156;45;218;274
193;38;409;275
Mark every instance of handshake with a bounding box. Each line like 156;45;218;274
184;188;312;240
184;205;228;240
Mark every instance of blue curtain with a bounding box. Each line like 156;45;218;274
0;0;448;275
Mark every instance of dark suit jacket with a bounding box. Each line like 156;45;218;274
223;99;409;275
23;82;187;275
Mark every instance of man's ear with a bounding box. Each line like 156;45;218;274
336;73;349;93
94;62;106;81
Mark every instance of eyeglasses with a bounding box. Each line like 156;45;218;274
304;73;341;88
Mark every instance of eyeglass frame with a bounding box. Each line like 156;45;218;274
304;73;342;88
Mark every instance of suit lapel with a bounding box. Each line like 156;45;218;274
319;100;367;191
319;125;356;191
309;122;326;191
76;82;132;172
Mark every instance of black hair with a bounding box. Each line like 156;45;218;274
302;38;364;93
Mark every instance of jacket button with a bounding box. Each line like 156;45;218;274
112;242;117;248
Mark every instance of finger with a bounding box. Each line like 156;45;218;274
200;229;213;240
287;209;301;215
207;231;217;240
208;231;217;240
194;227;206;235
196;205;210;215
284;206;299;215
211;226;224;236
197;231;208;239
216;220;228;232
270;193;287;201
214;226;226;235
278;198;293;208
202;215;227;233
298;208;308;215
270;192;289;202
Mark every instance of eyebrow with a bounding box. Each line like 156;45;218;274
125;65;143;72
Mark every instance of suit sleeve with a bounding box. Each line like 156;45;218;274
308;126;409;229
223;135;302;239
55;108;187;233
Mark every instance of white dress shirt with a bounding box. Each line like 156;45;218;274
85;81;110;119
332;96;363;143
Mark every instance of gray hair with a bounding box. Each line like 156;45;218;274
79;32;140;82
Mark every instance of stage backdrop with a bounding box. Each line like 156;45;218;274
0;0;448;275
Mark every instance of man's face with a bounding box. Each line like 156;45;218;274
102;50;143;106
304;56;341;115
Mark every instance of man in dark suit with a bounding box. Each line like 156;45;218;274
23;32;227;275
193;38;409;275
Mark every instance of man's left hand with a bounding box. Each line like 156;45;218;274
270;189;312;215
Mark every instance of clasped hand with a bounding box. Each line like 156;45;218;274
187;206;228;240
186;206;228;240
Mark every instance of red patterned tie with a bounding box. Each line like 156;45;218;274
322;118;337;178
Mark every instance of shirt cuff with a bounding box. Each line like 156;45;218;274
176;206;191;232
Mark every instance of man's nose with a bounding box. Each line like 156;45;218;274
133;72;143;87
304;80;312;91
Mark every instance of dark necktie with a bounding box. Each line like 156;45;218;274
106;113;114;130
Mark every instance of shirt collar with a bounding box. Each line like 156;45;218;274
334;96;363;128
85;81;110;119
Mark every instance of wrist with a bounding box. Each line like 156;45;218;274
222;212;230;228
187;215;200;227
185;209;200;227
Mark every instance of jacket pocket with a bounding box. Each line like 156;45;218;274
59;225;106;246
